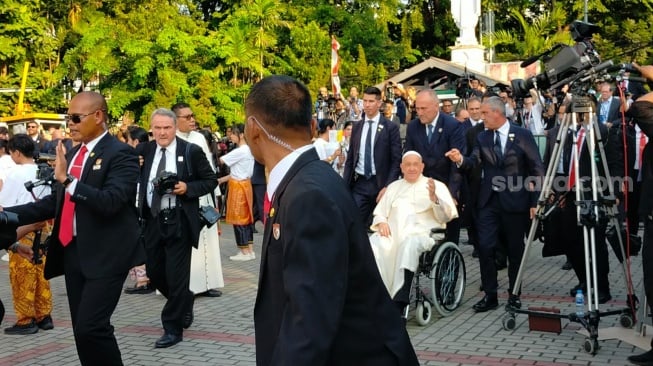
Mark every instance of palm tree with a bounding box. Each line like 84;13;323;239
219;22;258;86
243;0;290;79
482;4;571;62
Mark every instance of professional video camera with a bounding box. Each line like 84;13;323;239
0;211;19;249
24;153;56;192
316;93;338;120
153;171;179;195
455;73;475;99
511;20;613;103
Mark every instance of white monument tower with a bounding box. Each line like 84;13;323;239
450;0;486;74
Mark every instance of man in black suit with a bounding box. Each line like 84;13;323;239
596;82;625;127
542;113;618;303
625;62;653;365
137;108;217;348
246;75;419;366
343;86;402;226
405;89;465;243
461;101;485;255
446;96;545;312
4;91;144;365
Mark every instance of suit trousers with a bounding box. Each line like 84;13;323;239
476;194;529;296
144;215;193;336
351;175;380;227
560;202;610;293
64;239;127;366
642;217;653;347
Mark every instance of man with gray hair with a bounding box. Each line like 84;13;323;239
137;108;217;348
446;96;544;313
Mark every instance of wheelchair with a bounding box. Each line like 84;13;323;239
408;228;466;325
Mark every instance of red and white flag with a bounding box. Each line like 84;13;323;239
331;35;342;98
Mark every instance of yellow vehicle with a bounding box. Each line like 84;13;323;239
0;62;67;133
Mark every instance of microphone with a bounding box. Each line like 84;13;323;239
520;44;565;68
520;55;541;68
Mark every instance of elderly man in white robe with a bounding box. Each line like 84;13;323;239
369;150;458;314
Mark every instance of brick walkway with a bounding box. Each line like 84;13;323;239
0;222;649;365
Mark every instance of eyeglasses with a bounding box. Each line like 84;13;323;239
65;111;95;124
177;113;195;120
442;104;453;108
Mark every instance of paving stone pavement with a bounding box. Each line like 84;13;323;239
0;222;649;365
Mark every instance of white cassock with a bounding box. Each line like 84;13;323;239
176;130;224;293
369;175;458;298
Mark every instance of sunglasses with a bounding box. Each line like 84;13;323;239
65;111;95;124
177;113;195;120
27;125;38;128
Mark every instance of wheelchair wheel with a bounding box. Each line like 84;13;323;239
415;301;432;326
429;242;466;317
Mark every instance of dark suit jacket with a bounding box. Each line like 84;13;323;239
8;133;144;279
404;113;465;199
461;125;544;212
343;116;402;189
597;97;623;124
630;100;653;216
543;122;621;196
463;122;485;205
254;149;418;366
137;138;217;247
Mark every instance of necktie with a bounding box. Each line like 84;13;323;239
263;193;271;225
493;130;503;161
151;148;167;215
523;111;530;129
58;145;88;246
568;127;585;189
427;124;434;143
364;120;373;179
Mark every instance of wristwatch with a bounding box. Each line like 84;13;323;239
61;174;76;187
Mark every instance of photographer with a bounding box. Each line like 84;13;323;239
625;62;653;366
0;134;54;335
347;86;363;122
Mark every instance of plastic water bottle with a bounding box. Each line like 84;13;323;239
575;289;585;317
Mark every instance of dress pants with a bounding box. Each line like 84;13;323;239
558;199;610;293
64;239;127;366
476;194;528;296
643;217;653;346
144;215;193;336
351;175;380;227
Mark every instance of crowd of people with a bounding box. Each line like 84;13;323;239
0;64;651;365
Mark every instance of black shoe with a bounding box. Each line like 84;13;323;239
569;283;586;297
561;260;572;270
598;291;612;304
4;320;38;335
154;333;183;348
472;248;479;258
506;295;521;310
36;315;54;330
472;295;499;313
628;349;653;365
124;284;155;295
196;289;222;297
183;297;194;329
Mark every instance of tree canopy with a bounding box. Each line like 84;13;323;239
1;0;652;130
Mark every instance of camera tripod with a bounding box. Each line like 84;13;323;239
502;97;637;355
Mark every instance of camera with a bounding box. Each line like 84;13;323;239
24;153;56;192
0;211;20;249
152;171;178;195
511;21;605;98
